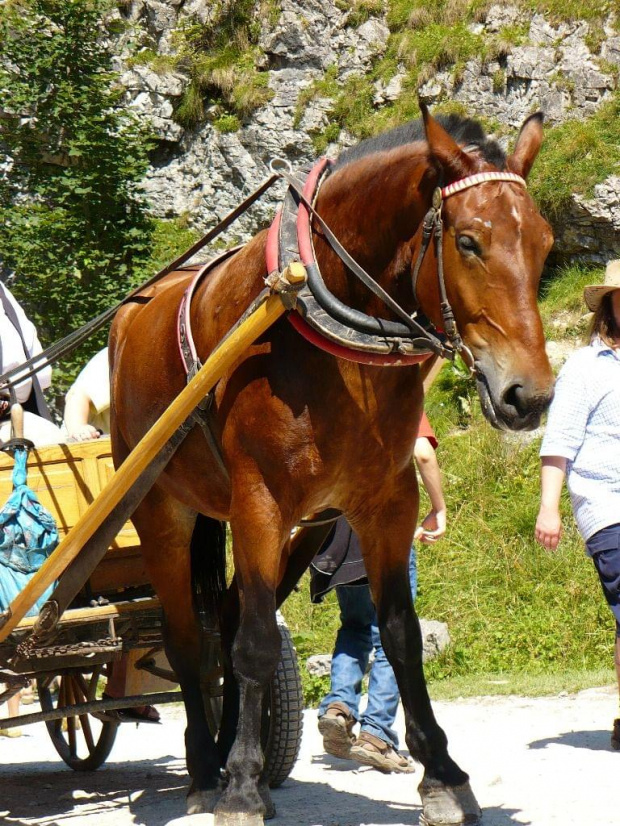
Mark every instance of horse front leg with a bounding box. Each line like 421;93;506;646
214;481;285;826
354;470;482;826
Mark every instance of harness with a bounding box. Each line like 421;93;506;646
177;159;527;473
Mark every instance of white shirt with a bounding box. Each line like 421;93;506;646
540;338;620;544
0;284;52;403
70;347;110;434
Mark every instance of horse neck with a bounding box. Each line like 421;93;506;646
313;146;434;311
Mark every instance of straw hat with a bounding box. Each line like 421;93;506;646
584;260;620;312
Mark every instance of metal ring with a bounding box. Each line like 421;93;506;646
458;342;477;375
269;157;292;175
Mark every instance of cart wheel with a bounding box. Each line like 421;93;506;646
261;619;304;787
205;618;304;788
37;666;120;771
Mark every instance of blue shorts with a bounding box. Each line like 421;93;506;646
586;523;620;636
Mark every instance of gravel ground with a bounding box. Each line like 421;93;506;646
0;685;618;826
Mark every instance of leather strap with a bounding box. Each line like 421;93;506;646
0;173;282;395
177;249;241;481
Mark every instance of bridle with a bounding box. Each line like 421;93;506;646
411;170;528;370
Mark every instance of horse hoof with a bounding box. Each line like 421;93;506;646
258;781;276;820
418;778;482;825
214;814;264;826
187;787;221;815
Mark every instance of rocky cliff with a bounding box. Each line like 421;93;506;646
117;0;620;262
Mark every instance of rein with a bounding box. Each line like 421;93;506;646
0;172;283;394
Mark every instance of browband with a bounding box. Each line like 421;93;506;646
441;171;526;199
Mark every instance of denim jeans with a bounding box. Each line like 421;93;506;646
318;549;417;748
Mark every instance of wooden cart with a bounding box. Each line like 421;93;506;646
0;437;303;781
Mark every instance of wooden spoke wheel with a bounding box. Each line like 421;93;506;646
37;666;120;771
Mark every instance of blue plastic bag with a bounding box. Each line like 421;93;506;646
0;448;59;617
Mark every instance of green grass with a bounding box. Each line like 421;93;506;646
529;94;620;221
538;263;602;340
428;668;615;700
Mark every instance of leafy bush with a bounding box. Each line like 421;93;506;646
0;0;154;395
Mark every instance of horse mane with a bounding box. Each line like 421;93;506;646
333;113;506;170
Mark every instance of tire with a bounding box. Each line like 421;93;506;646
37;667;119;771
261;619;304;787
205;616;304;787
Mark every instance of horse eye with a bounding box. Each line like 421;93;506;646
457;235;480;256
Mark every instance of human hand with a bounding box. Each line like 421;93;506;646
414;508;446;544
535;506;562;551
69;424;101;442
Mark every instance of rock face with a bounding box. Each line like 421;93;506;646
110;1;620;260
3;1;620;260
115;0;389;243
306;619;451;678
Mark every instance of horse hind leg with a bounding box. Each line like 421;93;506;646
128;486;225;815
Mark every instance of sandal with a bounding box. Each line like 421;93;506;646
350;730;415;773
318;701;356;759
100;694;161;724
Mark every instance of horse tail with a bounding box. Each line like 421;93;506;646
190;514;227;631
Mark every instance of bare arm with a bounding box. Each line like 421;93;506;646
535;456;567;551
413;436;446;544
64;385;100;441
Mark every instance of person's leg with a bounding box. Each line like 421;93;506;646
318;583;375;719
104;657;160;723
352;549;417;771
587;534;620;748
318;583;374;758
612;630;620;749
0;688;22;737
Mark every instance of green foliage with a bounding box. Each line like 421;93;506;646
170;1;273;129
338;0;385;27
527;94;620;220
0;0;154;393
145;217;201;274
213;114;242;134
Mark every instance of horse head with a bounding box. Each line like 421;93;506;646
415;106;554;431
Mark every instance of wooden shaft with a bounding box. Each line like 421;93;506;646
0;293;287;642
10;403;24;440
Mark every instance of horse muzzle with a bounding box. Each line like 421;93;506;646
474;365;554;432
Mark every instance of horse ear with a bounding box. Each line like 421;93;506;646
507;112;544;179
420;101;474;182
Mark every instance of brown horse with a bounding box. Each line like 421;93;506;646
109;106;554;826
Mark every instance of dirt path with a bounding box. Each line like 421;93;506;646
0;685;617;826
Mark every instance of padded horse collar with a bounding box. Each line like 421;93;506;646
266;160;437;366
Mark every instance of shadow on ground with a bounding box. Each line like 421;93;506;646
528;729;613;752
0;756;528;826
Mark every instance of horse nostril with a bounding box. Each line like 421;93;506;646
502;383;528;416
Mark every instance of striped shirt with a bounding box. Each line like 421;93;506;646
540;338;620;546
